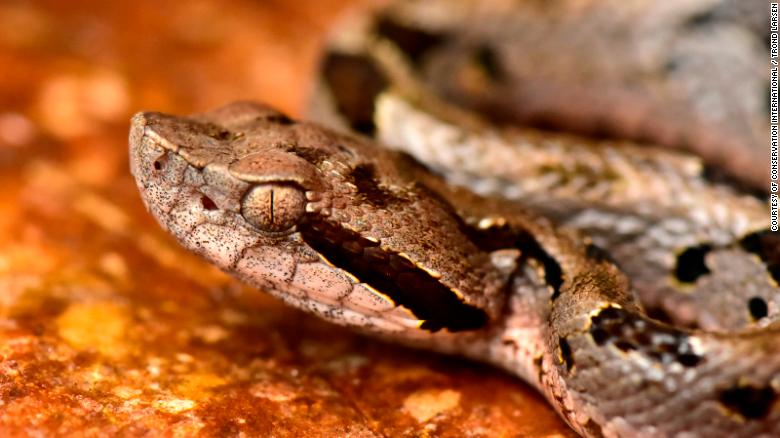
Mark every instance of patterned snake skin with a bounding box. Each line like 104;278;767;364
129;1;778;436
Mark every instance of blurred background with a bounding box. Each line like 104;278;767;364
0;1;576;436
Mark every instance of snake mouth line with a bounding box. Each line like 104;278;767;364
297;216;487;332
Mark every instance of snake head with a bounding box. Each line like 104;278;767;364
130;101;507;336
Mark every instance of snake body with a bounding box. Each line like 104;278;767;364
129;2;778;436
319;0;768;191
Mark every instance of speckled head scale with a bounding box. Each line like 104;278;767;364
129;102;503;335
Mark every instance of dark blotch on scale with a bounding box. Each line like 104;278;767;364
322;53;388;135
264;113;295;125
581;419;604;438
558;337;574;371
675;229;780;286
375;15;447;64
472;44;506;82
407;181;565;300
740;229;780;284
201;122;235;141
684;9;717;29
585;242;622;269
517;231;564;299
455;221;564;300
674;244;712;283
349;164;404;208
719;384;777;419
748;296;768;320
589;306;702;367
699;163;766;196
283;144;329;166
298;217;487;332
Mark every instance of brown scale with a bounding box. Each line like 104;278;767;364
298;216;487;332
588;306;702;368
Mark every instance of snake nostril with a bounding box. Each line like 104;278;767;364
152;153;168;172
748;297;768;321
201;195;218;211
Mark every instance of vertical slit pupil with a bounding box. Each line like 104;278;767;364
269;189;275;225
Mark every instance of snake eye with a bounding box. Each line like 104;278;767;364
241;183;306;233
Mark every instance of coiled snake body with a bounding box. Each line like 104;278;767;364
130;1;777;436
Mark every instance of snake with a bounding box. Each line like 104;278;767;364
129;1;778;436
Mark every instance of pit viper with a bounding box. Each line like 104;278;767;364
129;1;777;436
